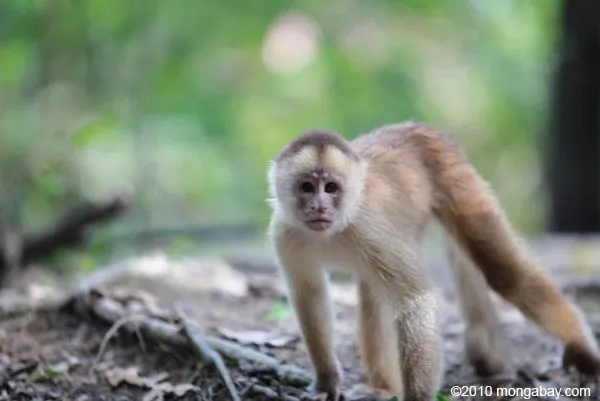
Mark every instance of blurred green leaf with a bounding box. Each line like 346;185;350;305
28;363;67;382
43;364;66;379
71;118;117;149
79;255;98;272
265;300;292;322
436;393;450;401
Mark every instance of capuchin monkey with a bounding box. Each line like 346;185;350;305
266;121;600;401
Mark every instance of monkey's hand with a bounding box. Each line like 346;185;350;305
562;341;600;376
300;389;343;401
301;374;343;401
345;383;395;400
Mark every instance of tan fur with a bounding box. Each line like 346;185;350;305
267;122;600;401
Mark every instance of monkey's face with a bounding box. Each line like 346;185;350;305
293;170;344;232
267;140;366;235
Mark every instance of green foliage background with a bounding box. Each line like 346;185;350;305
0;0;560;267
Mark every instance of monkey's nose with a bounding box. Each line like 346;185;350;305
312;205;328;214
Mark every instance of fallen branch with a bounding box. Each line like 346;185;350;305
72;292;312;389
0;196;130;290
21;196;130;266
0;292;70;320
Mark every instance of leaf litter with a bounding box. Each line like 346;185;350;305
1;254;600;400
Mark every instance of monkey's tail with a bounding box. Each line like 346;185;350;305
433;160;599;365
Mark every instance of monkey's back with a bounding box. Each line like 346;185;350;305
353;122;475;214
350;122;453;220
351;121;464;168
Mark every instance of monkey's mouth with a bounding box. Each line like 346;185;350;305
306;219;332;231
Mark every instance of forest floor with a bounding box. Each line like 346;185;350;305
1;243;600;401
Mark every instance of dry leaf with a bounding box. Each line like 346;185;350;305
142;381;200;401
171;383;199;396
106;367;140;387
106;366;197;400
105;366;168;388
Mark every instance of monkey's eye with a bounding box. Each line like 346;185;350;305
324;182;339;194
299;182;315;193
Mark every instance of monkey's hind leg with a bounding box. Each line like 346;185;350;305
397;290;444;401
357;281;403;397
445;236;512;377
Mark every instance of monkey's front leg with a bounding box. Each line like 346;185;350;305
283;264;342;401
357;280;403;396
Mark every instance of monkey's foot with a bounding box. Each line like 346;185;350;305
562;341;600;376
302;374;344;401
470;352;513;378
300;388;343;401
466;326;513;377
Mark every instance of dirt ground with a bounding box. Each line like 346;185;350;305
1;250;600;401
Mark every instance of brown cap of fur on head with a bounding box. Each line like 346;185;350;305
275;129;360;163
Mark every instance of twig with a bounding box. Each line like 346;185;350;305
134;322;148;354
177;306;241;401
93;313;146;368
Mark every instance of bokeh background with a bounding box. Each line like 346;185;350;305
1;0;598;274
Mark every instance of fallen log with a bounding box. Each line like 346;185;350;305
21;195;130;266
0;196;130;289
